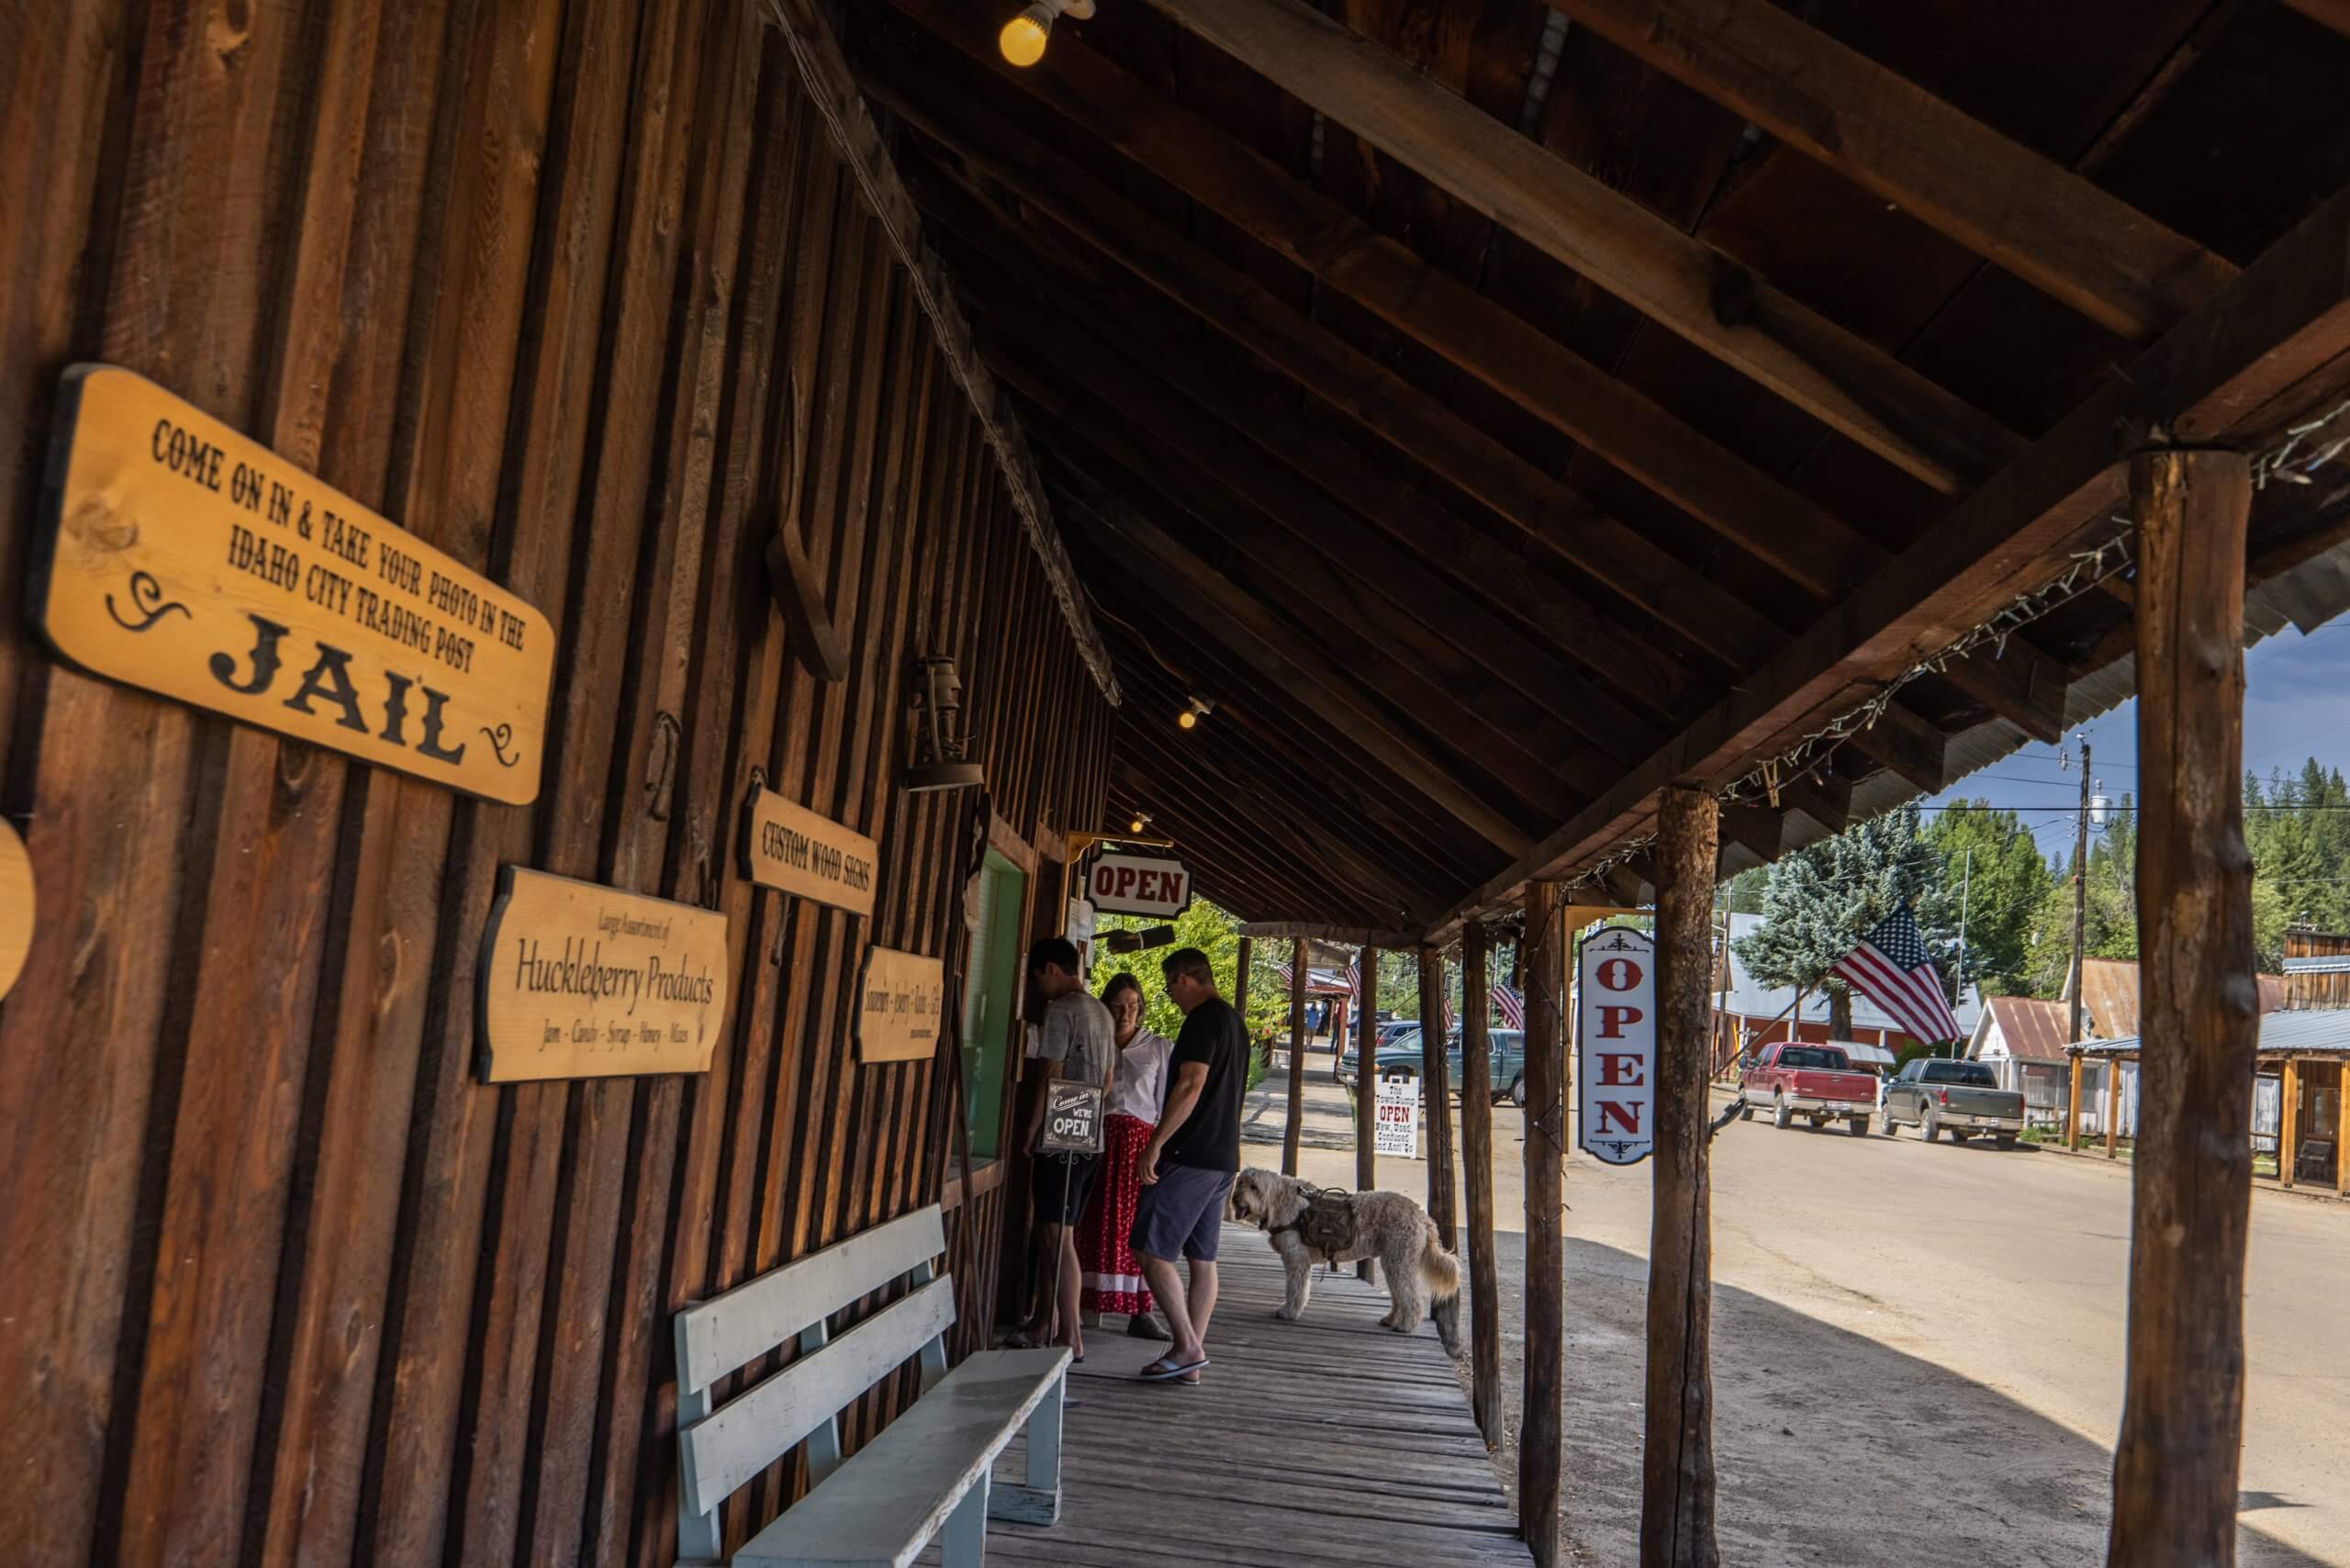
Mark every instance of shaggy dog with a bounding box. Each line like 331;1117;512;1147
1227;1167;1461;1339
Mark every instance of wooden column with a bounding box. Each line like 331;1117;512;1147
2105;1056;2122;1159
2278;1058;2299;1188
1234;933;1255;1053
2067;1054;2085;1152
1419;944;1460;1350
1355;944;1381;1278
2109;447;2256;1568
1460;921;1503;1443
2338;1064;2349;1200
1643;788;1720;1567
1285;938;1307;1177
1519;882;1566;1568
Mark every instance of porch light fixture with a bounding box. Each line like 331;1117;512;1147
1129;812;1152;834
903;655;984;792
999;0;1093;67
1176;694;1214;730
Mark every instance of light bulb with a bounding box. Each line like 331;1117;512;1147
1130;817;1145;834
1000;6;1050;65
1177;708;1196;729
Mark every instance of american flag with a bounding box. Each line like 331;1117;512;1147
1831;905;1961;1045
1345;959;1360;995
1491;983;1525;1029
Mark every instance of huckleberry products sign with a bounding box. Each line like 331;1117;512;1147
1577;925;1656;1166
477;868;730;1081
856;945;946;1064
742;784;879;918
33;366;554;803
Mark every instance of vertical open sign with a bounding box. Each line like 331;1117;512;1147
1577;925;1656;1166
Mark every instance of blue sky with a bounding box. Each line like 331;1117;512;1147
1927;615;2350;866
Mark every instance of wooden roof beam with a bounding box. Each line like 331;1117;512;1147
1070;499;1539;855
1424;175;2350;937
1938;642;2070;745
2283;1;2350;41
1237;923;1424;948
1136;0;2022;496
870;0;1884;599
858;56;1786;672
1539;0;2236;341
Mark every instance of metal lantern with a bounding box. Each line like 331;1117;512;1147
904;655;983;792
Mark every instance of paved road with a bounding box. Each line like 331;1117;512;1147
1247;1064;2350;1564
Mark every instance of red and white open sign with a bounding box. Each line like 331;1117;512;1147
1085;852;1192;917
1577;925;1656;1166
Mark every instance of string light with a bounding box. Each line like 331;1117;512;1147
998;0;1094;67
1177;694;1214;730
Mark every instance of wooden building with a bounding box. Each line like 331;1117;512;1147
7;2;2350;1566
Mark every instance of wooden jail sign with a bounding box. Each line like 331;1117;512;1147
33;366;555;803
477;867;730;1081
0;816;31;1000
742;785;879;917
1577;925;1656;1165
857;946;946;1063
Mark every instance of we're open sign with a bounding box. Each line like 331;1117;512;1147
1576;926;1655;1166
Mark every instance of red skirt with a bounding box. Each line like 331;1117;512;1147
1078;1114;1157;1316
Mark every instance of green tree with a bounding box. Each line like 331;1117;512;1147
1922;800;2055;998
1733;802;1959;1037
1095;898;1289;1047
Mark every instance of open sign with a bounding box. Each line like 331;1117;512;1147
1086;853;1192;917
1576;926;1656;1166
1038;1081;1104;1155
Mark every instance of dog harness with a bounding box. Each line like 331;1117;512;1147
1270;1184;1360;1267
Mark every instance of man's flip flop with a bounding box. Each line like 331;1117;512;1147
1137;1356;1209;1382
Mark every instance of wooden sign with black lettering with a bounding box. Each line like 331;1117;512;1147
856;946;945;1064
742;786;879;918
477;867;730;1081
33;366;554;803
0;817;31;1001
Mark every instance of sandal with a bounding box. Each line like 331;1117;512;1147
1137;1355;1210;1382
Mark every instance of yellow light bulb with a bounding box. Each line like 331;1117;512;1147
1000;11;1048;66
1177;709;1196;729
1130;817;1145;834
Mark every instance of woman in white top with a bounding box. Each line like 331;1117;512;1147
1076;972;1177;1338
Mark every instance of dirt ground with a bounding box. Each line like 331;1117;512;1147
1246;1049;2349;1566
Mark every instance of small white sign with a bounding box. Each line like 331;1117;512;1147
1086;853;1192;917
1577;925;1656;1166
1039;1080;1105;1156
1374;1072;1421;1159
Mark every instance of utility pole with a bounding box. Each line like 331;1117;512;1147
2065;736;2092;1047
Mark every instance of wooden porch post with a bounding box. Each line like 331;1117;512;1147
2109;447;2256;1568
1355;944;1382;1277
1643;788;1720;1566
1460;921;1503;1443
2279;1057;2299;1188
1419;944;1460;1350
1519;882;1566;1568
1235;934;1254;1036
1285;938;1307;1176
2339;1064;2349;1200
2067;1053;2085;1152
2105;1056;2122;1159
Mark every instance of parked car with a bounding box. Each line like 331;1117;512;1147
1338;1027;1528;1104
1735;1042;1879;1135
1883;1058;2027;1147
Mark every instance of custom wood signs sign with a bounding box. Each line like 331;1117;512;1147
477;868;730;1081
857;946;945;1063
742;786;878;917
1085;852;1192;917
34;366;554;803
0;818;31;1001
1374;1072;1422;1159
1577;925;1656;1165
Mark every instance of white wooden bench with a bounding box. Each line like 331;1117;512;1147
673;1204;1069;1566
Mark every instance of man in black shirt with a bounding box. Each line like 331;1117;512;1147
1129;946;1246;1383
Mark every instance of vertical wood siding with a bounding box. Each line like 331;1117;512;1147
0;3;1113;1562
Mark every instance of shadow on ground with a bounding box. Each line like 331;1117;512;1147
1459;1235;2337;1567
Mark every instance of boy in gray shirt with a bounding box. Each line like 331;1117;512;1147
1008;936;1113;1358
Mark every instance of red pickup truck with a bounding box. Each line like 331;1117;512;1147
1736;1042;1879;1137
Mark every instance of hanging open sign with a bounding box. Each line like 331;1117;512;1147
1086;853;1192;917
1038;1080;1105;1156
1577;925;1656;1166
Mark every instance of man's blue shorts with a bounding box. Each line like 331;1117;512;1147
1130;1162;1236;1262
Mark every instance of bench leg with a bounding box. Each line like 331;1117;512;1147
989;1371;1064;1526
943;1470;990;1566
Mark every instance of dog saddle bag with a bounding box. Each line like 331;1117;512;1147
1281;1186;1359;1264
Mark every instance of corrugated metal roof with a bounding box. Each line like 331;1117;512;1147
2285;955;2350;974
1977;995;2071;1062
2075;1008;2350;1057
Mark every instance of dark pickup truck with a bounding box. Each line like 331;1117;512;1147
1884;1058;2027;1147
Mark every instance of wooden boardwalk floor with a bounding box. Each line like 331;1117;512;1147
927;1226;1531;1567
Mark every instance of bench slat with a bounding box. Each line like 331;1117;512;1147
733;1349;1069;1568
676;1205;946;1395
678;1276;956;1518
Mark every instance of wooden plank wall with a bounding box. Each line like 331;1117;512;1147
0;3;1114;1564
2283;929;2350;1008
